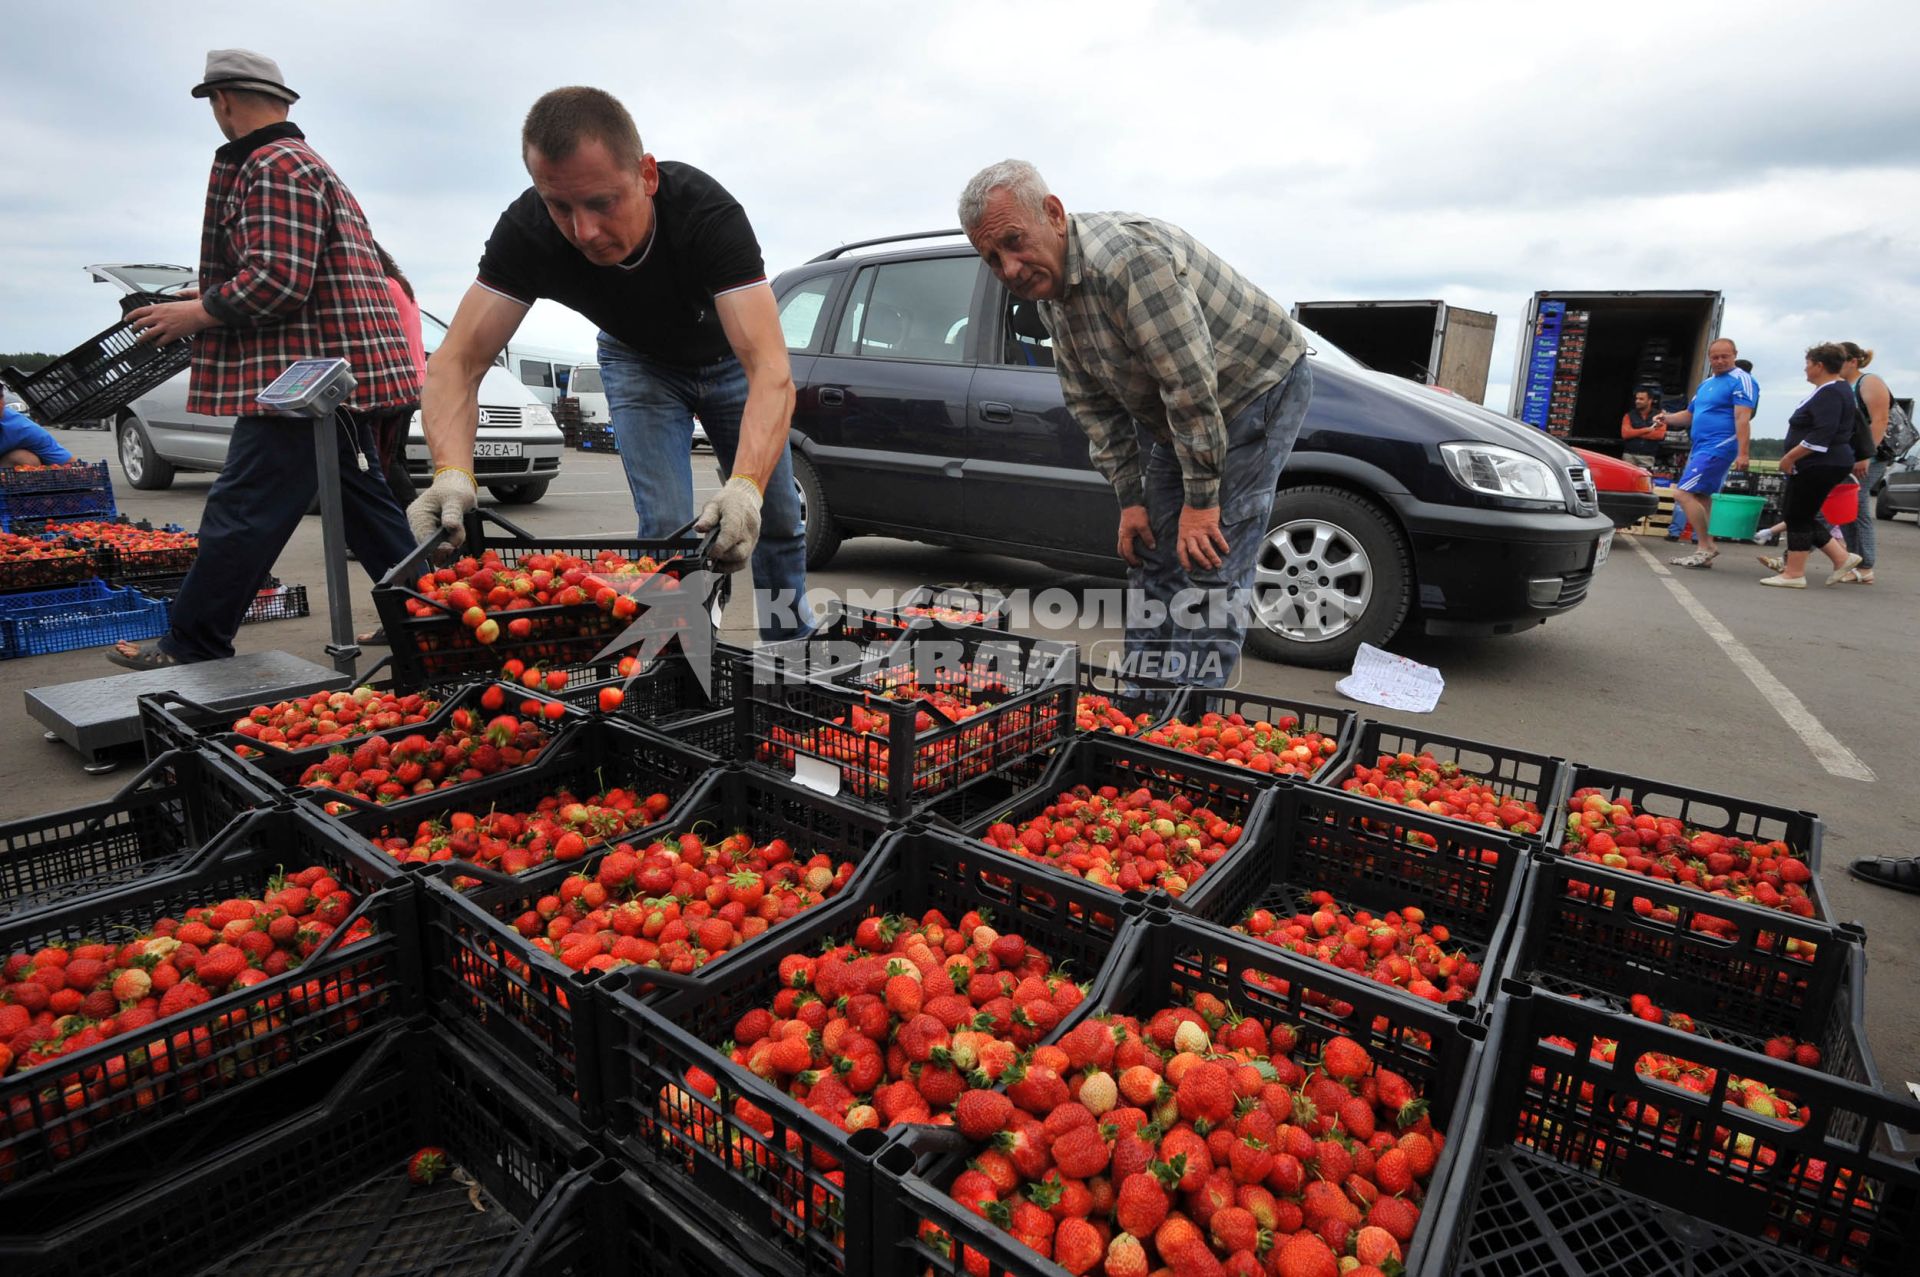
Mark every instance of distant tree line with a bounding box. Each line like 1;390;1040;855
0;353;57;375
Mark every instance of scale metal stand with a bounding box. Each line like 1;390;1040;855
27;359;369;772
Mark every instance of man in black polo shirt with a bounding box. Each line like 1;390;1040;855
411;86;809;640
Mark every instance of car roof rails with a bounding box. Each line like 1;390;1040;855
806;229;970;263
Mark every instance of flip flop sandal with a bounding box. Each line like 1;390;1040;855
1755;554;1785;572
1671;551;1718;568
1848;856;1920;894
357;627;389;646
106;642;185;671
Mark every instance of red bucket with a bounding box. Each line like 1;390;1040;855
1820;478;1860;525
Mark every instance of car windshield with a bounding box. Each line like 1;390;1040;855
99;265;195;295
1296;322;1366;373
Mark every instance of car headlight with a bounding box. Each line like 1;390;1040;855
1439;443;1561;504
524;403;555;427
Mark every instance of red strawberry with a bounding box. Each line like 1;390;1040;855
1053;1216;1103;1275
1321;1036;1371;1082
954;1088;1014;1141
1114;1163;1177;1238
1271;1232;1339;1277
1052;1124;1112;1179
1395;1130;1437;1179
1373;1147;1413;1195
1367;1194;1420;1243
407;1146;450;1185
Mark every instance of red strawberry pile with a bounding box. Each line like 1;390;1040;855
369;786;676;876
678;910;1084;1145
52;519;197;555
0;865;374;1080
982;784;1246;897
1138;710;1340;778
0;531;89;573
1625;993;1825;1069
900;604;994;625
1537;1027;1809;1134
404;549;674;647
1340;752;1544;836
1077;695;1154;737
932;996;1445;1277
229;687;443;754
1561;789;1817;919
1239;892;1483;1007
301;711;555;810
507;831;859;977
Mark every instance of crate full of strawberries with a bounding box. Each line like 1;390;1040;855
1129;688;1357;783
415;764;896;1123
871;911;1491;1277
372;509;720;688
0;533;94;593
593;824;1148;1277
1315;721;1570;847
0;806;417;1198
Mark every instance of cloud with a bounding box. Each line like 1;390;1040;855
1;0;1915;432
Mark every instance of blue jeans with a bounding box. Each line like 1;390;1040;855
595;337;811;642
1843;458;1886;568
163;413;414;662
1124;360;1313;688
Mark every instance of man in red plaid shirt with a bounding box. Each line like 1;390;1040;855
111;49;417;668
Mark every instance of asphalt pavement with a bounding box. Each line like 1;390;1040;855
6;440;1917;1095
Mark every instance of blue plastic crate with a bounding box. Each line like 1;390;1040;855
0;578;116;618
0;459;112;496
0;486;117;532
0;582;167;659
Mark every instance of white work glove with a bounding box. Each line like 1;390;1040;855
408;467;478;545
694;475;763;574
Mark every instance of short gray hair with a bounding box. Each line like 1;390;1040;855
958;160;1051;233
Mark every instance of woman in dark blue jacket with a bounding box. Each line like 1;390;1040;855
1758;344;1865;589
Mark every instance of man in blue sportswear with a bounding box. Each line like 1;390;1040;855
0;400;77;468
1655;337;1754;567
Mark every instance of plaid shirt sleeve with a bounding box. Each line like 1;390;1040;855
1101;242;1229;508
1053;342;1148;508
199;151;326;329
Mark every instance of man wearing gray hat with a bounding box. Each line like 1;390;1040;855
111;50;418;668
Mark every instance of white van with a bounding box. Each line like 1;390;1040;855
505;342;592;406
568;362;610;425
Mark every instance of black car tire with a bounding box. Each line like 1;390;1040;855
1243;484;1411;670
489;480;550;504
793;450;841;570
1876;488;1894;520
117;414;175;490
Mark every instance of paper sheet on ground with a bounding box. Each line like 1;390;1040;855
1334;643;1444;713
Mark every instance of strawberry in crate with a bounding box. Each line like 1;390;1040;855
1341;751;1545;836
229;687;443;754
302;711;555;810
1076;695;1155;736
927;996;1447;1277
371;785;675;877
981;784;1246;897
507;831;861;978
1239;892;1483;1007
1139;708;1341;778
1561;788;1818;920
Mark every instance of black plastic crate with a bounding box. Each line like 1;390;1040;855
1503;851;1878;1082
886;583;1014;631
134;659;463;761
870;911;1492;1277
0;1023;601;1277
739;628;1078;818
1317;719;1571;847
558;641;747;732
1561;763;1832;919
1129;686;1358;783
331;717;711;880
46;516;197;583
1;297;194;424
415;764;896;1123
211;679;584;824
1180;782;1535;1017
947;731;1280;902
373;508;720;687
1069;659;1186;738
0;748;274;921
1434;984;1920;1277
0;461;111;497
594;824;1149;1277
0;808;420;1199
0;537;94;593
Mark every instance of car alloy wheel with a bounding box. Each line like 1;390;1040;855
1252;517;1374;643
119;422;145;483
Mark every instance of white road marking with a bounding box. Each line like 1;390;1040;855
1627;536;1875;782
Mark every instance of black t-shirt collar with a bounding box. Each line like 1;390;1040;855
215;120;305;164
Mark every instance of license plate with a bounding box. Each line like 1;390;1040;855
1593;529;1614;569
473;441;523;459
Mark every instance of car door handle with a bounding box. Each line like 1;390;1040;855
978;401;1013;423
818;387;846;407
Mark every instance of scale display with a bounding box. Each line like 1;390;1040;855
256;358;356;416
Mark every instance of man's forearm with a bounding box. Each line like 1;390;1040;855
421;353;488;473
730;365;796;491
1735;408;1752;455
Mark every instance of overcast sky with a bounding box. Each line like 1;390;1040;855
3;0;1915;434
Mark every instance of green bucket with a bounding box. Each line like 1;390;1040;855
1708;493;1766;540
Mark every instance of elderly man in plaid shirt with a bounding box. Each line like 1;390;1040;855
960;161;1313;687
112;50;417;669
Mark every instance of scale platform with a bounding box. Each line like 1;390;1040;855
26;650;351;773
